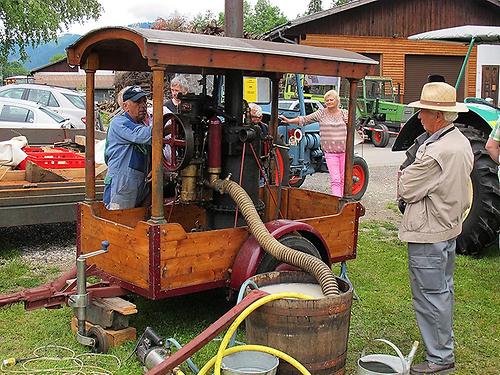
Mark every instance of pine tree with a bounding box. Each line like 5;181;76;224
306;0;323;15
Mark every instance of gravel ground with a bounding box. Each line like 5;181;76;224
0;166;401;268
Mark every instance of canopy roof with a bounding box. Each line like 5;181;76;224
409;25;500;44
66;27;377;78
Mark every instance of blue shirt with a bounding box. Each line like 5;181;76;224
105;112;152;174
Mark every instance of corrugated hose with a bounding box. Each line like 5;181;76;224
211;178;339;296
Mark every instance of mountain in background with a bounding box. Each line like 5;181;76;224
12;22;153;71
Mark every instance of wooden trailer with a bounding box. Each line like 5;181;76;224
67;27;377;300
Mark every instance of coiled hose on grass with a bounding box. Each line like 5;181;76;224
211;179;339;296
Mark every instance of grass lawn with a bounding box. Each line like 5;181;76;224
0;221;498;374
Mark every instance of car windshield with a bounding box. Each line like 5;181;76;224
39;107;67;123
278;101;294;110
366;80;394;100
62;93;86;109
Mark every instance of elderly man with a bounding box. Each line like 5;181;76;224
103;86;152;210
398;82;474;374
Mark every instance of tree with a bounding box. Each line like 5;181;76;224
50;53;67;63
245;0;288;36
306;0;323;15
1;61;29;79
0;0;102;65
331;0;354;6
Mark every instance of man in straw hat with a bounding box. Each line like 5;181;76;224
398;82;473;374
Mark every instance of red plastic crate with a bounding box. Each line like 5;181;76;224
17;147;85;170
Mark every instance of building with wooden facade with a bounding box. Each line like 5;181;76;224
265;0;500;104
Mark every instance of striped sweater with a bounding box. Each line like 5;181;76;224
298;108;348;153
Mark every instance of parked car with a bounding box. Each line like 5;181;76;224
0;97;72;129
0;83;87;128
260;99;324;123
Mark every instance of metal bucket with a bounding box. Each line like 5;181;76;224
245;271;352;375
221;351;279;375
357;339;418;375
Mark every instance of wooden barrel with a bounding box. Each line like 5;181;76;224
245;271;352;375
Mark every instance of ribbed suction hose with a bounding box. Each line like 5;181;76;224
212;179;339;296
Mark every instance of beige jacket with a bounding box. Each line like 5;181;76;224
398;125;474;243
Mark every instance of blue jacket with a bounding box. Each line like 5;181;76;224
105;112;152;174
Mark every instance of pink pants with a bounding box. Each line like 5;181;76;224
325;152;345;197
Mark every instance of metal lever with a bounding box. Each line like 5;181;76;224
77;240;110;261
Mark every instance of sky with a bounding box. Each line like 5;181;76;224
64;0;311;35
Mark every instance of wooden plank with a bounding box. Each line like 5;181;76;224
93;297;138;315
0;169;25;182
25;160;67;183
70;317;136;347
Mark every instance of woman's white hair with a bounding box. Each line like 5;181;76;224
324;89;340;105
248;102;262;117
170;75;189;92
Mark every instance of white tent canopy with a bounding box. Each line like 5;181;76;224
409;25;500;44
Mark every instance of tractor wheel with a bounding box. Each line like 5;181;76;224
371;123;390;148
289;175;306;188
352;155;369;200
457;127;499;255
257;235;322;273
88;325;110;353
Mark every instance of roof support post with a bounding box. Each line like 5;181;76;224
83;53;98;202
149;66;166;224
344;78;358;198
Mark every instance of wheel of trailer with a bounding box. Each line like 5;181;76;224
372;123;390;148
88;325;109;353
257;235;322;273
456;127;499;255
352;155;369;200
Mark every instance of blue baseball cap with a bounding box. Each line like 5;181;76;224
123;85;149;102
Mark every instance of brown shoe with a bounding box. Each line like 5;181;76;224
410;361;455;374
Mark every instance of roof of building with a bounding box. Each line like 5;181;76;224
262;0;500;41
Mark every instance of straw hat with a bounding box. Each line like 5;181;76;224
408;82;468;112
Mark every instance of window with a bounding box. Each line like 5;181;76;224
62;93;85;109
27;89;59;107
0;88;25;99
0;105;34;123
304;103;315;115
40;107;66;123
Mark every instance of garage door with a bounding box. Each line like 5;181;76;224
404;55;465;104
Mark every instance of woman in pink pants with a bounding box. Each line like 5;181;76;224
279;90;347;197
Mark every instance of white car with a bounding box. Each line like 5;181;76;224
0;98;72;129
278;99;324;115
0;83;87;128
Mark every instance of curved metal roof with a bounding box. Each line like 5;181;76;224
409;25;500;44
66;27;377;78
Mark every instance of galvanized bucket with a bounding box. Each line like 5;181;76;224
357;339;419;375
221;351;279;375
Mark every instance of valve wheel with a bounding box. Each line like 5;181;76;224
162;113;194;172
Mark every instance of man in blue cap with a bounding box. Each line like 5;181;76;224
103;85;153;210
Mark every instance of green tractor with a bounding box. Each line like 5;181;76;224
393;25;500;256
282;73;341;102
352;77;414;148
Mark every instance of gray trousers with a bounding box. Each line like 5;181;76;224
408;239;456;365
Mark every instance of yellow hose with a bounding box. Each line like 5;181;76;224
211;292;313;375
212;178;340;296
198;344;311;375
